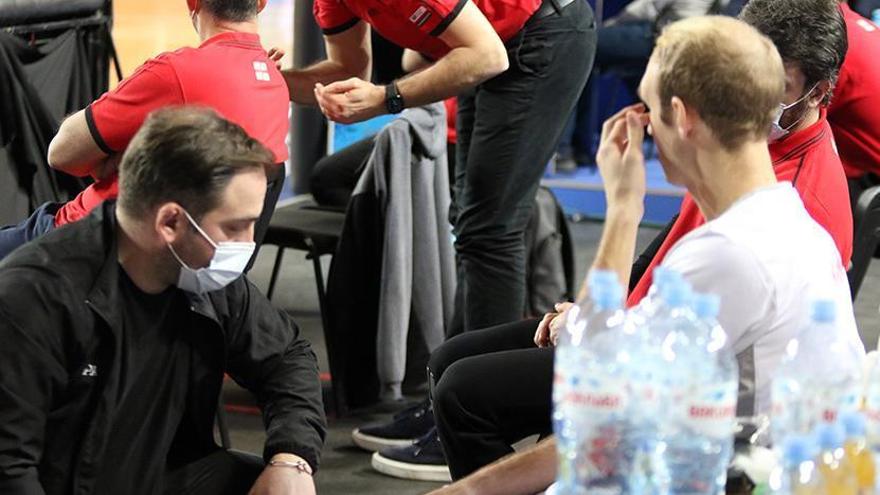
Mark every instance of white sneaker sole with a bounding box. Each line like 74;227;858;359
351;429;416;452
371;452;452;482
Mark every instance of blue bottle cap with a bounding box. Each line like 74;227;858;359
811;300;836;323
840;411;867;437
782;435;816;465
587;270;618;290
815;422;846;450
692;293;721;319
661;280;692;308
592;280;623;310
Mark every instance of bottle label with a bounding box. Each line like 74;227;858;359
683;384;737;438
566;376;628;418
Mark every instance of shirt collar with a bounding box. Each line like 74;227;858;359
199;31;262;49
769;107;830;164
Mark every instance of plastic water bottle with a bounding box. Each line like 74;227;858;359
864;351;880;494
872;8;880;26
652;282;739;494
553;271;628;494
772;300;863;449
815;422;858;495
839;411;875;494
768;435;825;494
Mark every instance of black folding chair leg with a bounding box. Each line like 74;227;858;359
267;248;285;301
217;396;232;449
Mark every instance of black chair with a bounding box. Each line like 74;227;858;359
261;198;348;415
848;185;880;300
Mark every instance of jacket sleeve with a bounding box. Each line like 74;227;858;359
0;272;67;495
220;279;327;472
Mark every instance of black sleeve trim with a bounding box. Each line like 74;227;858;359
322;17;361;36
84;105;115;155
429;0;468;37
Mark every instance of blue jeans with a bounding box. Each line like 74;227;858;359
0;202;58;261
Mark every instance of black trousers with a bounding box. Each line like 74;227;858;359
163;449;264;495
449;0;596;335
430;318;553;479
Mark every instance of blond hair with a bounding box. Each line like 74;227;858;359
653;16;785;150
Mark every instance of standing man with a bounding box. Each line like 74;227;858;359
0;0;289;266
283;0;597;335
0;108;325;495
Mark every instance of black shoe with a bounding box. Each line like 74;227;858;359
351;399;435;452
371;427;451;482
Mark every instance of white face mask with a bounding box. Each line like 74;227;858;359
769;82;820;142
167;209;255;294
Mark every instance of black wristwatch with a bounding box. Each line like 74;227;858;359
385;81;405;114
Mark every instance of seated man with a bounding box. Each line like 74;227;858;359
364;0;855;480
0;108;325;495
0;0;289;264
828;1;880;203
629;0;853;301
427;15;863;494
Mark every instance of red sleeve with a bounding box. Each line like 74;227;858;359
313;0;360;35
397;0;468;37
86;57;183;154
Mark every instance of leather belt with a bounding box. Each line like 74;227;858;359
535;0;577;19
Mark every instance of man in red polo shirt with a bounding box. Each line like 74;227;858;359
0;0;289;265
829;1;880;201
283;0;597;338
627;0;853;304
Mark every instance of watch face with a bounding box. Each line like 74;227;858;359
386;84;404;114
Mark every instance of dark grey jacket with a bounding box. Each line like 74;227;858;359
0;202;326;495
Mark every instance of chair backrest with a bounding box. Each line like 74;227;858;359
848;185;880;300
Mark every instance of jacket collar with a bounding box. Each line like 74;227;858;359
85;203;220;328
770;108;830;165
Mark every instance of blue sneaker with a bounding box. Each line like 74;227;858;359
352;399;435;452
371;427;451;482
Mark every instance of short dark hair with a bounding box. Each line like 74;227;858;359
203;0;259;22
118;107;273;219
739;0;847;105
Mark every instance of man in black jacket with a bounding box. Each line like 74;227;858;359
0;107;326;495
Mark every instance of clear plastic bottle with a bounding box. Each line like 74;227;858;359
815;422;858;495
652;281;738;494
552;271;628;494
839;411;876;494
772;300;863;450
768;435;825;494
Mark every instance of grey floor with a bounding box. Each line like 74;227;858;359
227;219;880;495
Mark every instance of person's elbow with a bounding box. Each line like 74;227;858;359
474;41;509;82
46;130;70;172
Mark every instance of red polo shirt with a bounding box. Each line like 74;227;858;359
828;3;880;179
313;0;541;60
55;32;289;227
627;113;853;307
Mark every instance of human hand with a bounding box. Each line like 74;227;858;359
267;47;285;71
534;311;558;347
314;78;385;124
248;455;316;495
596;103;650;212
548;302;574;347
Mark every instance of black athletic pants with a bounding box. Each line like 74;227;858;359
163;449;264;495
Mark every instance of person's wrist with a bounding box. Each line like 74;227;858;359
605;199;644;220
268;453;313;476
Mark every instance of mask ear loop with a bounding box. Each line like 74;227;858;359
167;243;196;271
181;209;219;249
778;82;822;132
